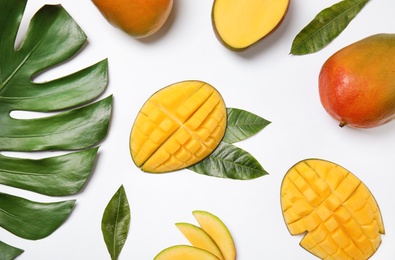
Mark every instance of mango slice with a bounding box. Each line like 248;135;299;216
130;80;227;173
154;245;220;260
212;0;290;51
193;210;236;260
281;159;384;260
175;222;224;260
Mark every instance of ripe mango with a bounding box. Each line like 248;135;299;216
281;159;384;260
130;80;226;173
319;34;395;128
92;0;173;38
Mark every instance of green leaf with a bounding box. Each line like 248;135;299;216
223;108;270;144
0;240;24;260
0;0;112;252
102;185;131;260
189;142;268;180
0;192;75;240
0;1;111;151
290;0;369;55
0;95;112;151
0;147;99;196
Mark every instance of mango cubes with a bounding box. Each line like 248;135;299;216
130;80;226;173
281;159;384;260
154;210;236;260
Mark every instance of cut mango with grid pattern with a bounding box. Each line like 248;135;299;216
281;159;384;260
130;80;226;173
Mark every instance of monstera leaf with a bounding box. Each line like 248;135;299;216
0;0;112;257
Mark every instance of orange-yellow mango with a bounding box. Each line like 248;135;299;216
130;80;226;173
92;0;173;38
281;159;384;260
319;34;395;128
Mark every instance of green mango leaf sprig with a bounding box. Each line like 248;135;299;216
0;0;112;258
189;108;271;180
291;0;369;55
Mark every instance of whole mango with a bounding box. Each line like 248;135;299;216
92;0;173;38
319;34;395;128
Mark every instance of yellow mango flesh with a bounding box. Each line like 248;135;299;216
212;0;289;50
154;245;220;260
281;159;384;260
175;222;224;260
193;210;236;260
130;80;226;173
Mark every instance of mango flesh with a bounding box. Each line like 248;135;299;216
175;222;225;260
281;159;384;260
130;80;227;173
193;210;236;260
92;0;173;38
154;245;220;260
212;0;289;51
319;33;395;128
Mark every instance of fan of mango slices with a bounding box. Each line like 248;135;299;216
154;210;236;260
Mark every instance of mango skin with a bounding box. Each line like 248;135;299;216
319;34;395;128
92;0;173;38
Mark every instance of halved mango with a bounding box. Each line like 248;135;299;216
130;80;227;173
193;210;236;260
281;159;384;260
212;0;290;51
175;222;224;260
154;245;220;260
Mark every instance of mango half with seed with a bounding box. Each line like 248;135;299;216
281;159;384;260
130;80;227;173
212;0;290;51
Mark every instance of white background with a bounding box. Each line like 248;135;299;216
2;0;395;259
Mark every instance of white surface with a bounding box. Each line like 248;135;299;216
2;0;395;259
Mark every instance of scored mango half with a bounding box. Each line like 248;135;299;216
130;80;227;173
281;159;384;260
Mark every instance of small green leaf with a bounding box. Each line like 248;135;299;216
290;0;369;55
102;185;131;260
189;142;268;180
0;147;99;196
0;240;24;260
223;108;270;144
0;192;75;240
